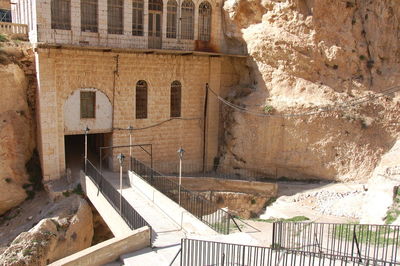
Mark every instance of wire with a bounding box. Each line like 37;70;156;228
208;85;400;118
113;117;202;131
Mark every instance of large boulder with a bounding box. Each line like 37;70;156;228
0;196;94;265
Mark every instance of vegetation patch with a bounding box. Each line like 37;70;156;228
23;149;44;200
385;187;400;225
0;34;8;42
334;223;397;245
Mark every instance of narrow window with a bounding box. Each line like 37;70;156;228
181;0;194;40
51;0;71;30
81;0;98;32
136;80;148;119
80;91;96;118
166;0;177;38
171;81;181;117
132;0;144;36
0;9;12;22
198;1;211;41
108;0;123;34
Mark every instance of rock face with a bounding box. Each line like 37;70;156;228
220;0;400;181
361;140;400;224
0;43;36;215
0;195;94;265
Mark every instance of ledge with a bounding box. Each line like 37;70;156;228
34;43;248;58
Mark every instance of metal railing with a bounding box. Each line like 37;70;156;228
86;159;150;231
272;222;400;264
180;238;399;266
0;22;28;35
131;158;240;234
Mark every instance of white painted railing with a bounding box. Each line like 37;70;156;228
0;22;28;35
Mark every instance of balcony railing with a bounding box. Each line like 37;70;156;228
0;22;28;36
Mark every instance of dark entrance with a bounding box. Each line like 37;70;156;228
64;133;112;179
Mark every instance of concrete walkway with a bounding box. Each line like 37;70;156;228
103;172;186;265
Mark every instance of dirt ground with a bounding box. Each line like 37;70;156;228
237;181;364;246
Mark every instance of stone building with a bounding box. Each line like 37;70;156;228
10;0;246;180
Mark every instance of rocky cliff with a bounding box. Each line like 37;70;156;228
0;40;36;215
220;0;400;182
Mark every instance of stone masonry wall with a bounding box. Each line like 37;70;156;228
35;47;232;180
12;0;230;54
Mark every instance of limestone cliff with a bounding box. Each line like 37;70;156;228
220;0;400;182
0;41;36;215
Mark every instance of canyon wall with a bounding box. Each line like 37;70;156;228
220;0;400;182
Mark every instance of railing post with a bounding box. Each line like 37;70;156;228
272;222;276;248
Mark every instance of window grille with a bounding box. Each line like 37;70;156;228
181;0;194;40
170;81;181;117
108;0;123;34
132;0;144;36
136;80;148;119
51;0;71;30
198;1;211;41
80;91;96;119
166;0;177;38
0;9;12;22
81;0;98;32
149;0;162;11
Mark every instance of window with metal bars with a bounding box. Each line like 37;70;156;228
0;9;12;22
132;0;144;36
198;1;211;41
51;0;71;30
149;0;162;11
136;80;148;119
81;0;98;32
108;0;123;34
80;91;96;118
181;0;194;40
166;0;177;38
170;81;181;117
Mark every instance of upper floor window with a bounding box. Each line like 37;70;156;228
80;91;96;118
149;0;162;11
198;1;211;41
181;0;194;40
170;81;181;117
166;0;177;38
108;0;123;34
51;0;71;30
0;9;12;22
81;0;98;32
132;0;144;36
136;80;148;119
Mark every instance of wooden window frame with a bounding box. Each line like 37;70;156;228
80;91;96;119
170;80;181;118
136;80;148;119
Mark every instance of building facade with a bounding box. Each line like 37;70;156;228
11;0;246;180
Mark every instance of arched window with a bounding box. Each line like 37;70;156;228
51;0;70;30
108;0;123;34
170;81;181;117
198;1;211;41
136;80;148;119
81;0;98;32
181;0;194;40
132;0;144;36
166;0;177;38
